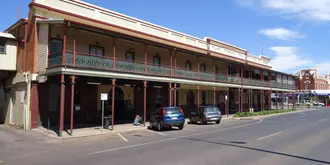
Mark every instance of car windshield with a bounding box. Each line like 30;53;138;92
166;107;181;114
205;107;219;113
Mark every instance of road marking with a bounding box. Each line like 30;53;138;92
319;118;328;122
145;129;167;136
257;132;282;141
87;119;263;155
0;160;3;163
117;133;128;142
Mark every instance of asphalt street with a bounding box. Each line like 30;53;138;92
1;107;330;165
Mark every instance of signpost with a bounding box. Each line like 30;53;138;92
100;93;108;131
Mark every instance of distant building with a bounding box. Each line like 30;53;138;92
295;69;330;104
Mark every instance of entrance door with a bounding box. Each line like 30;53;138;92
109;87;125;121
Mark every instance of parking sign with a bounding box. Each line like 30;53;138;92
101;93;108;101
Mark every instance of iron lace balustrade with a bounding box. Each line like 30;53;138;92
115;58;145;73
227;75;241;84
215;73;228;83
174;67;199;80
147;64;171;76
271;82;283;89
200;71;214;81
48;52;63;67
74;52;114;70
283;83;295;89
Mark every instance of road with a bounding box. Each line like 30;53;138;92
1;107;330;165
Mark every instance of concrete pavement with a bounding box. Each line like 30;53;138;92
1;107;330;165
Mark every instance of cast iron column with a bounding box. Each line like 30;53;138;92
70;75;75;136
197;86;200;107
143;81;147;127
169;83;172;106
59;74;65;137
213;87;216;106
174;83;177;106
111;79;116;130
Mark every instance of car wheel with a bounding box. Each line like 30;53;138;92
169;126;172;130
216;120;220;124
199;118;205;125
178;124;184;130
157;122;162;131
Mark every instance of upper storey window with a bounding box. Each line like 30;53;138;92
185;60;192;70
153;54;161;65
126;48;135;61
0;38;6;54
89;43;104;56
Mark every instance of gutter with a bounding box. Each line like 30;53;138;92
36;19;64;24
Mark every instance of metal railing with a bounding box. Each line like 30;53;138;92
48;51;295;90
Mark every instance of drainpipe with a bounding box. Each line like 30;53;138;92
23;72;31;130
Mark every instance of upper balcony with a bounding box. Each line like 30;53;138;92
32;0;271;68
47;50;294;90
0;32;17;71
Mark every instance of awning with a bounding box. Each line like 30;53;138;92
311;90;330;96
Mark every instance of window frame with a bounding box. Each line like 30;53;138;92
200;63;206;72
215;66;219;74
89;44;105;56
0;38;6;55
50;38;63;54
153;54;161;65
185;60;192;70
126;49;135;61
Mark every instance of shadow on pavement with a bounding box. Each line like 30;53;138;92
183;137;330;164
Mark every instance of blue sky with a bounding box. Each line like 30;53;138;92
1;0;329;75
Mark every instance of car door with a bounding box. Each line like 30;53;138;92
190;108;198;122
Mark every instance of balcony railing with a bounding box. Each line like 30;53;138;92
48;51;294;90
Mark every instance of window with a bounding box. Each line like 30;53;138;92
276;74;282;83
126;49;135;61
200;63;206;72
50;38;63;54
263;71;269;81
305;82;311;90
283;75;288;84
89;44;104;56
185;60;192;70
271;73;277;82
0;38;6;54
215;66;219;74
153;54;161;65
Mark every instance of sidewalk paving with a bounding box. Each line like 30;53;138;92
34;115;235;139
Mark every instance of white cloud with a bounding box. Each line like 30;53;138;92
314;61;330;75
238;0;330;22
269;46;312;72
258;28;305;40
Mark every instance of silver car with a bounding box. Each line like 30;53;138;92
188;106;222;124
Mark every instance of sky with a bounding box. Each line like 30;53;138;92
1;0;330;75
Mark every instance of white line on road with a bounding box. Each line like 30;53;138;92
257;132;282;141
117;133;128;142
319;118;328;122
87;119;263;155
145;129;167;136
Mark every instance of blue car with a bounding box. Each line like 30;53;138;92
150;107;185;131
